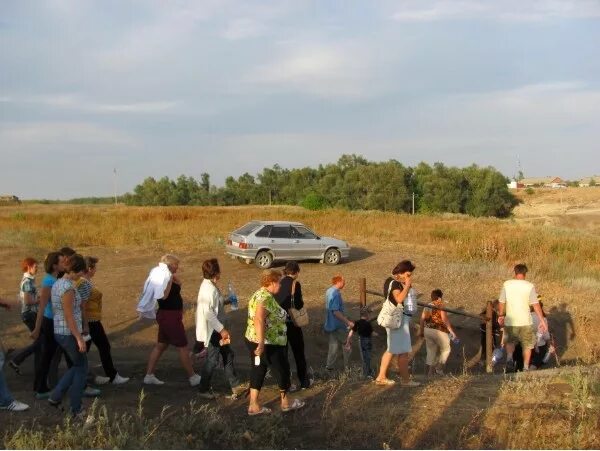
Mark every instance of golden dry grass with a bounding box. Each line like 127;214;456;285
1;203;599;279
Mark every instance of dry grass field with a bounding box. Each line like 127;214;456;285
0;194;599;448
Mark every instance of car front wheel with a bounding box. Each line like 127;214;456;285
255;251;273;269
324;248;341;265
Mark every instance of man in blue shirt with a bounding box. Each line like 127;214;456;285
324;275;354;371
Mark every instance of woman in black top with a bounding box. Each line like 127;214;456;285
143;255;201;387
275;261;312;390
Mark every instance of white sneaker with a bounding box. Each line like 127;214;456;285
189;374;201;387
112;374;130;385
143;374;165;385
0;400;29;412
94;375;111;385
84;386;101;397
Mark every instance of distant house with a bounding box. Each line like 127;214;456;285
579;176;600;187
0;195;21;204
520;177;566;188
507;180;525;189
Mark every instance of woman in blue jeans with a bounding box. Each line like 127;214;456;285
48;254;89;417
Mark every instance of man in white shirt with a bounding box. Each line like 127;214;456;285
498;264;547;372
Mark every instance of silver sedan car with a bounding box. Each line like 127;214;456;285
225;220;351;269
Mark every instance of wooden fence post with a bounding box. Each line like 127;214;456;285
485;300;493;373
360;277;366;309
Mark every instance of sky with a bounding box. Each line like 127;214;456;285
1;0;599;199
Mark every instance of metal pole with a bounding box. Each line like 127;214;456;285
485;300;493;373
360;277;366;309
113;167;118;205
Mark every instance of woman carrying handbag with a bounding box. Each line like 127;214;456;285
375;260;420;387
275;261;313;390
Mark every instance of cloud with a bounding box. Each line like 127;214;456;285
94;2;221;72
1;93;180;114
221;17;264;40
247;41;379;99
392;0;600;22
0;122;139;153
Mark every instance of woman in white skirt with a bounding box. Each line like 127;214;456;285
375;260;420;387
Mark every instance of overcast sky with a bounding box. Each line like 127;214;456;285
1;0;599;199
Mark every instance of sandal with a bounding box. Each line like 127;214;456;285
375;378;396;386
281;398;305;412
248;406;272;416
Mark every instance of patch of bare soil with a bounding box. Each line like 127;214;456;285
0;239;595;447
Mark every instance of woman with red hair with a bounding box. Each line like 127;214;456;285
7;257;40;374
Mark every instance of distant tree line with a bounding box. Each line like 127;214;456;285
121;155;518;218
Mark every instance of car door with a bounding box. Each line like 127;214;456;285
290;225;325;259
267;225;293;259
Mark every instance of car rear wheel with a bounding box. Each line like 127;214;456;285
324;248;341;265
255;251;273;269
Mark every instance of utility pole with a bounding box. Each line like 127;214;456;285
412;192;415;215
113;167;118;205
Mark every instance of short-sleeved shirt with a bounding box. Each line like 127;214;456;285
75;278;92;303
324;286;346;332
424;299;448;333
384;277;403;307
51;278;83;336
84;284;103;322
499;279;538;327
42;273;57;319
245;287;287;346
352;319;373;338
20;273;38;314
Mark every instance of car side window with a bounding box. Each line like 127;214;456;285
292;226;317;239
255;225;272;237
269;226;291;239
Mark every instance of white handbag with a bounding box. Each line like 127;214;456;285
376;283;403;329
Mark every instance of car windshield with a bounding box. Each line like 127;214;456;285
233;222;261;236
291;226;318;239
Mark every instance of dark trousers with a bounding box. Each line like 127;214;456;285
359;336;373;377
530;343;549;368
286;322;310;388
245;338;291;392
34;317;57;393
199;331;239;393
86;321;117;380
11;311;39;365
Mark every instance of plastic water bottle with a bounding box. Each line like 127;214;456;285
228;281;239;311
492;347;503;365
449;332;460;345
405;288;417;315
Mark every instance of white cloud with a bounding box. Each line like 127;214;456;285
248;42;379;99
0;122;139;153
392;0;600;22
221;17;264;40
0;93;180;114
95;2;221;72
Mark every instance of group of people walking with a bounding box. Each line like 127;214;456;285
1;248;128;415
1;251;555;418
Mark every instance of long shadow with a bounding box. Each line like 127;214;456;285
547;303;576;362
